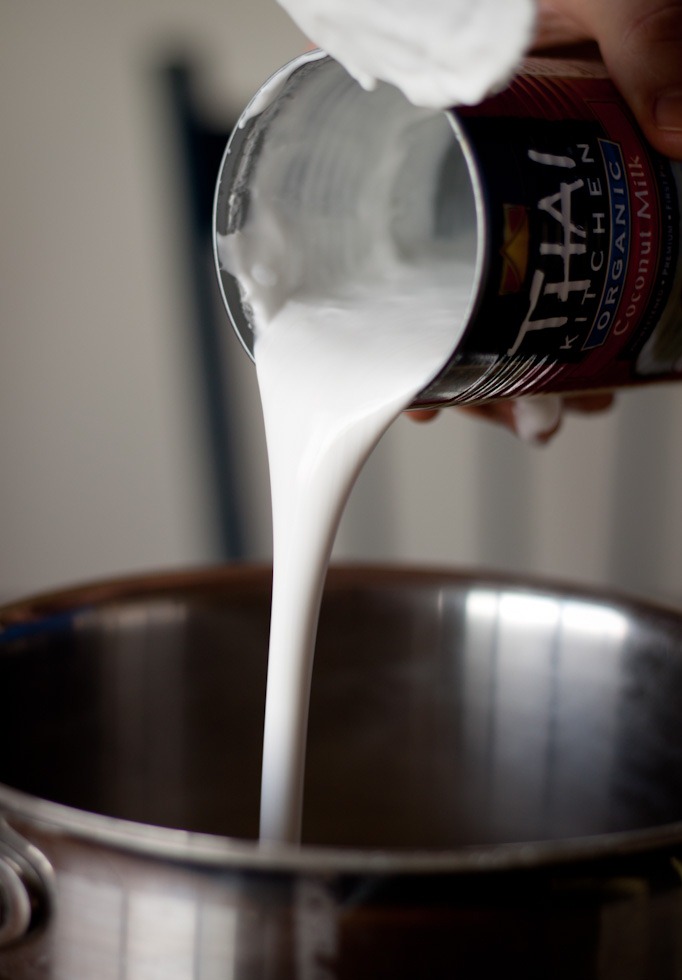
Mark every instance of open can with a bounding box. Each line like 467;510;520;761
213;52;682;408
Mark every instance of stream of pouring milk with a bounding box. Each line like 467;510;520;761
255;269;469;842
218;6;533;842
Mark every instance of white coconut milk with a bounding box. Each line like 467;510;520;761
255;265;472;842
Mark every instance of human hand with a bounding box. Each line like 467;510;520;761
414;0;682;441
409;392;615;442
536;0;682;161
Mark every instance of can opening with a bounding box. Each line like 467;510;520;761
214;55;481;374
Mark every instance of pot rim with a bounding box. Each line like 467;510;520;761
4;780;682;876
3;562;682;876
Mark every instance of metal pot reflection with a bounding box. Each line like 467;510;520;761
2;564;682;978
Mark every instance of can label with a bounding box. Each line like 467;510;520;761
427;59;682;404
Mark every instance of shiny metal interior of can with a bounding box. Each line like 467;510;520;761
213;53;481;369
2;565;682;856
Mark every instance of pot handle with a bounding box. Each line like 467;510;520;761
0;821;55;947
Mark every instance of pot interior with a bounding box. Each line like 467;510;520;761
1;566;682;851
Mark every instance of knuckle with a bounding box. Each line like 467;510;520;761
621;0;682;49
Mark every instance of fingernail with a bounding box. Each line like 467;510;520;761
655;89;682;132
512;395;562;443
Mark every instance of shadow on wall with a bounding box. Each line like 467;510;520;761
161;60;244;559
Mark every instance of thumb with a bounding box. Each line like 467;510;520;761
581;0;682;159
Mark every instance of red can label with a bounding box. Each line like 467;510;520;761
425;60;682;404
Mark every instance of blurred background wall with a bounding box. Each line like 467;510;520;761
3;0;682;605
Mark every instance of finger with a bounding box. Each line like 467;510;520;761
553;0;682;159
534;0;592;49
511;394;564;442
406;409;440;422
414;400;562;442
460;400;558;440
562;392;615;413
407;402;522;432
459;402;518;432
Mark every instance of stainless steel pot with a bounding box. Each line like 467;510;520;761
2;564;682;978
